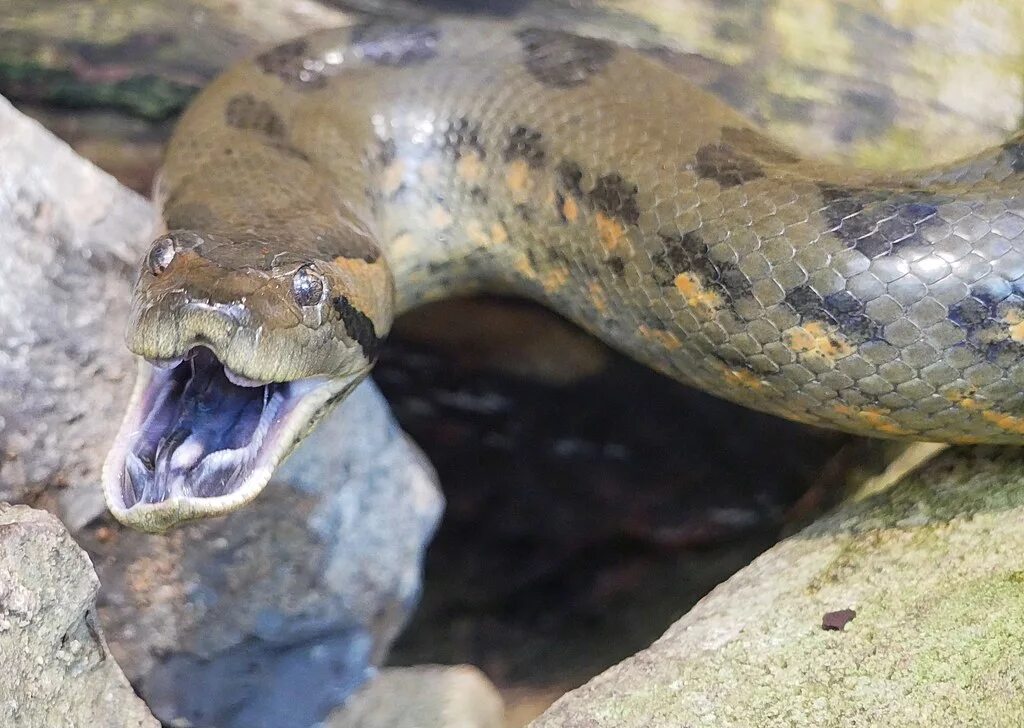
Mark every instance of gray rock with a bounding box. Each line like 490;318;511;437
532;446;1024;727
0;92;445;727
0;503;159;728
328;665;504;728
0;93;151;527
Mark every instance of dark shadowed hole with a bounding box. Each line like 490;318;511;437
375;296;851;719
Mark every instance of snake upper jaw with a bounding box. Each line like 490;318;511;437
102;350;364;533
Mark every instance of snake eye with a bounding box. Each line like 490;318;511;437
148;236;177;275
292;264;326;307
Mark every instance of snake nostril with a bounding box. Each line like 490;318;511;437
148;236;177;275
292;264;327;307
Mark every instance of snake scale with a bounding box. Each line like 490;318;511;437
103;16;1024;531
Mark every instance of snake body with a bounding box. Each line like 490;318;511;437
104;17;1024;530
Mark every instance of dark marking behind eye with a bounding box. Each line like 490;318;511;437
515;28;616;88
503;125;546;168
350;22;440;66
224;94;285;138
333;295;383;360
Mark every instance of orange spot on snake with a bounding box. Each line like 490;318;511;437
505;159;532;202
833;405;909;435
587;280;608;314
784;321;854;364
947;390;1024;435
722;367;765;390
673;272;723;313
428;204;453;230
982;409;1024;435
456;152;485;184
466;219;490;246
638;324;681;350
540;266;569;292
466;220;509;247
563;195;579;222
595;212;628;252
1004;309;1024;342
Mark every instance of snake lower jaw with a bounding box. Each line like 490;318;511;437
102;348;362;533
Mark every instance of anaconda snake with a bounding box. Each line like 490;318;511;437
103;17;1024;531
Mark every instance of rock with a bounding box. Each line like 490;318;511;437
328;665;504;728
0;92;445;727
0;93;152;527
532;446;1024;727
0;503;159;728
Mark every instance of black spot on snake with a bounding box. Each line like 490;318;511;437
515;28;616;88
784;284;879;343
694;143;765;188
350;22;440;66
605;256;626;276
438;117;485;159
556;160;584;196
982;339;1024;366
513;202;532;221
653;230;751;301
949;293;997;329
332;295;383;360
255;38;328;89
818;184;947;260
503;125;546;168
588;173;641;226
224;94;286;138
946;289;1024;365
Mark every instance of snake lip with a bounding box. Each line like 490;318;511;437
103;347;355;532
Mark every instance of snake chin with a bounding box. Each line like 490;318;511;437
102;346;359;532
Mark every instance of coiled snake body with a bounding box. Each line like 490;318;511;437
104;17;1024;531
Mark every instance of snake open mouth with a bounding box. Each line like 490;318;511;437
103;346;352;532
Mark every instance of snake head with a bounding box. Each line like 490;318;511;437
102;230;394;532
